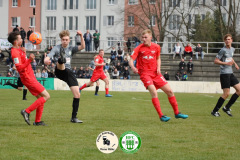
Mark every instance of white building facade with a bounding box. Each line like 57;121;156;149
0;0;9;39
41;0;124;51
162;0;240;53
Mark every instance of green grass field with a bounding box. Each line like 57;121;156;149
0;89;240;160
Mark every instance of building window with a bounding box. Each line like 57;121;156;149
201;14;205;20
129;0;138;5
150;15;155;26
107;37;116;47
75;16;78;30
87;0;96;9
222;13;227;24
214;0;226;6
30;17;35;27
64;0;67;9
12;0;18;7
47;17;56;30
30;0;36;7
69;16;73;30
149;0;156;4
76;0;78;9
12;17;17;27
109;0;116;4
128;16;134;27
0;0;3;7
47;0;57;10
86;16;96;30
46;37;56;48
169;0;180;7
70;0;73;9
63;16;66;30
189;0;192;7
167;37;176;53
188;14;192;29
169;15;180;30
107;16;114;26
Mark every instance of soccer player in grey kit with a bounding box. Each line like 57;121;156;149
211;34;240;117
44;30;85;123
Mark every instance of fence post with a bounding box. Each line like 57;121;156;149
207;42;209;54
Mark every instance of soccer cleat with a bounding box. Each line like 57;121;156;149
79;86;82;93
175;112;189;119
33;121;47;126
22;98;27;100
160;115;171;122
3;80;11;86
95;94;99;96
21;110;30;125
71;118;83;123
211;111;220;117
222;106;233;117
105;94;113;97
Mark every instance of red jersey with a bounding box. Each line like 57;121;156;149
11;48;34;79
184;46;192;52
131;43;160;74
93;55;104;73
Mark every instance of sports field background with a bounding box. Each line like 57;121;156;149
0;89;240;160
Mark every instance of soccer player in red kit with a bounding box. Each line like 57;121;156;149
80;49;112;97
129;29;188;122
8;32;50;126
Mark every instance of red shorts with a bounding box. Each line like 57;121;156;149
21;76;45;96
90;71;107;82
140;72;168;90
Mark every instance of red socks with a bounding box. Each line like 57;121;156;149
152;98;163;118
35;104;44;122
168;96;179;115
105;88;109;95
25;97;46;113
80;83;87;90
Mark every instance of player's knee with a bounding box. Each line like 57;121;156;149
222;93;230;99
166;89;174;97
18;88;22;91
74;92;80;98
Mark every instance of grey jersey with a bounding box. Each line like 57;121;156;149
216;46;235;74
47;44;79;69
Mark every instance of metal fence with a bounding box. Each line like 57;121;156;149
2;38;240;54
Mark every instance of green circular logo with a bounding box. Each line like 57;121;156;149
119;131;141;154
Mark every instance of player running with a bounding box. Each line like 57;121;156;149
8;31;50;126
79;49;112;97
211;34;240;117
129;29;188;122
44;30;85;123
4;77;28;100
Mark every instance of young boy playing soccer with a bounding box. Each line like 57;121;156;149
8;32;50;126
80;49;112;97
129;29;188;122
211;34;240;117
44;30;85;123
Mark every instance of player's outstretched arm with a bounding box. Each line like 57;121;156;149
15;53;34;71
77;30;85;51
44;57;51;66
214;57;234;66
157;56;161;75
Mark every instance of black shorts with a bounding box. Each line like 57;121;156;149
17;77;23;87
220;74;239;89
55;67;79;87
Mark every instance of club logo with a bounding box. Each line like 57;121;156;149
96;131;118;154
119;131;141;154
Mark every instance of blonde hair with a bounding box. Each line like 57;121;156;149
141;29;152;36
59;30;70;39
224;34;232;40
